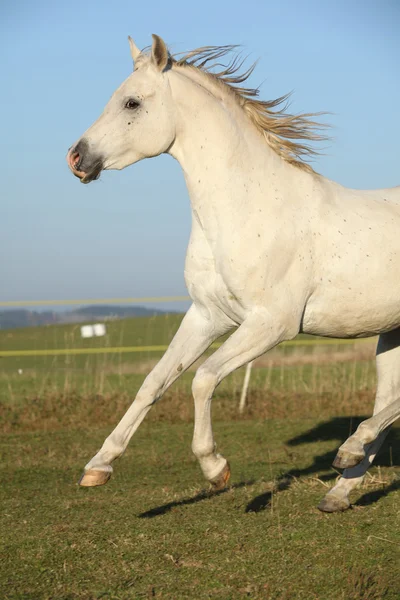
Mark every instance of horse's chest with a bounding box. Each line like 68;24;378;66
185;262;248;323
184;220;300;321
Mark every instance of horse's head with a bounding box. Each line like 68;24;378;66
67;35;175;183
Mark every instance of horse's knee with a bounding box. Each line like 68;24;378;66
192;367;218;401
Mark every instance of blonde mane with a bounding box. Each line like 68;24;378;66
170;46;329;173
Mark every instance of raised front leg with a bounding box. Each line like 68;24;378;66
79;304;231;486
318;328;400;512
190;310;296;489
333;397;400;469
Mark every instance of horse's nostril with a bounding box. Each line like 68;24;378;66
68;149;82;172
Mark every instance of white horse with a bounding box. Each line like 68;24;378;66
67;35;400;512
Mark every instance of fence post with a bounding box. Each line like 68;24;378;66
239;361;253;414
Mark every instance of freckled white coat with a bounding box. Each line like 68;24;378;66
67;35;400;512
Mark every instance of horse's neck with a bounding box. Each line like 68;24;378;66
168;70;301;234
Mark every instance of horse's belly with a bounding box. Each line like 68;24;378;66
303;285;400;338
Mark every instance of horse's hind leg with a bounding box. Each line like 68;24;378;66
333;397;400;469
318;328;400;513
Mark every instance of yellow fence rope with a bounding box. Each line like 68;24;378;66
0;296;191;307
0;338;374;358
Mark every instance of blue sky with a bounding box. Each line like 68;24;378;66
1;0;399;310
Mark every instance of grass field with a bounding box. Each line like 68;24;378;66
0;315;399;599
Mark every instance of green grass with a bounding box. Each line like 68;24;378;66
1;420;399;599
0;316;399;599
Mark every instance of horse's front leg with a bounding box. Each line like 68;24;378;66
79;304;231;487
190;310;295;489
318;328;400;512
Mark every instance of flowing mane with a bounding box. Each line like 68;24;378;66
171;46;329;173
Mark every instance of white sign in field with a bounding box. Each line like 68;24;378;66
80;323;107;338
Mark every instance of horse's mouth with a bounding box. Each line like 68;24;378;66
67;141;104;184
78;159;103;184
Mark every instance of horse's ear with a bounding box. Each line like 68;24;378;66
128;36;141;62
151;34;169;71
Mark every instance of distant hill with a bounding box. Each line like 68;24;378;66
0;305;170;330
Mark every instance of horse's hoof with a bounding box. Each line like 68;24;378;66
332;449;365;469
209;461;231;492
317;493;350;513
79;469;111;487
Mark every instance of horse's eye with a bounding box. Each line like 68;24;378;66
125;99;140;110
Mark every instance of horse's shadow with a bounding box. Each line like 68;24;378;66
246;416;399;513
138;480;255;518
139;417;399;517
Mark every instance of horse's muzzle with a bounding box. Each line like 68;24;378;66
67;139;104;184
